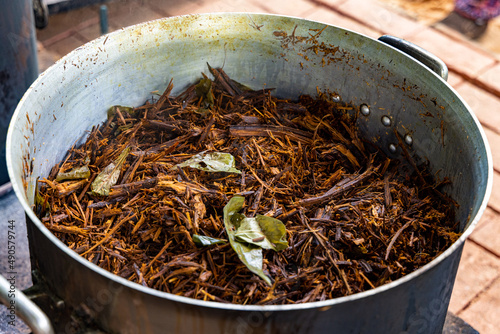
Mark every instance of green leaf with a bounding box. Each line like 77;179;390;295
231;242;267;282
234;215;288;251
91;147;130;196
193;234;227;247
223;196;271;285
195;78;214;108
175;152;241;174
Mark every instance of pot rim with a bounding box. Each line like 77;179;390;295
7;12;493;312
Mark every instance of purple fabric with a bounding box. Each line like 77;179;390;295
455;0;500;20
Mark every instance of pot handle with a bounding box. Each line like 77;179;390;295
0;274;54;334
378;35;448;81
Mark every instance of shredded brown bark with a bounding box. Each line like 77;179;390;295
35;67;460;305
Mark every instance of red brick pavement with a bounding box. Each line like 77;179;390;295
35;0;500;332
477;63;500;97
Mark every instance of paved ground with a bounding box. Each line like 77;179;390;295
27;0;500;333
380;0;500;56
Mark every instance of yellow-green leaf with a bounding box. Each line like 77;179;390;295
55;165;91;182
193;234;227;247
56;156;91;182
91;147;130;196
175;152;241;174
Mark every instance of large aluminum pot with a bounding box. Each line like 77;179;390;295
5;13;492;334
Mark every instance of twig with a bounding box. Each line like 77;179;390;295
295;164;375;207
299;210;352;295
81;212;136;256
385;219;414;261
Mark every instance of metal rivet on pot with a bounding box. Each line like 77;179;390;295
381;115;391;127
56;300;65;310
360;104;370;116
388;143;397;153
404;134;413;146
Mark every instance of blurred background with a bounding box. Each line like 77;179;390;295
35;0;500;73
